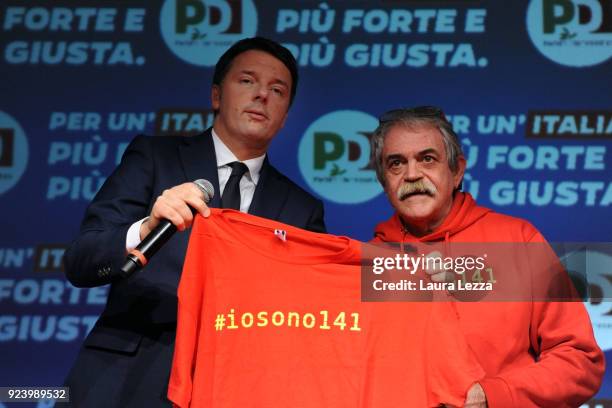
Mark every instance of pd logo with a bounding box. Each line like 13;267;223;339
584;249;612;351
527;0;612;67
0;111;28;195
160;0;258;66
298;110;382;204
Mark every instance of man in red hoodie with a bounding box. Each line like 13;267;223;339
369;106;604;407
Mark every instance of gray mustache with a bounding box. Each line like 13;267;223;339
397;180;437;200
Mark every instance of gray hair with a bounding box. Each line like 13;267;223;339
370;107;464;186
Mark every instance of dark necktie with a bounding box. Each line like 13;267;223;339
221;162;249;210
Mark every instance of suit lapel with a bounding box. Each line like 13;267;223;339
178;129;222;208
249;157;289;220
179;132;290;217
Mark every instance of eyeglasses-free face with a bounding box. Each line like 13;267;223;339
381;122;465;236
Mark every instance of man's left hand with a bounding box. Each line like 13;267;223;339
463;383;487;408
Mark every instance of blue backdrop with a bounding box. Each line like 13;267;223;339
1;1;611;406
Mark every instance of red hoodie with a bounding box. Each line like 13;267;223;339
372;192;604;407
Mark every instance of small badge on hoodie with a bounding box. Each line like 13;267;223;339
274;229;287;242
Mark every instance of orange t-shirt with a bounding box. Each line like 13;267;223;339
168;209;484;407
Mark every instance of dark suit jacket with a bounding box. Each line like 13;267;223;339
63;130;325;407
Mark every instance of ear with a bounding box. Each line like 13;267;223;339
211;85;220;110
453;155;467;189
279;111;288;128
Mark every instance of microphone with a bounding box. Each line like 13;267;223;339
120;179;215;278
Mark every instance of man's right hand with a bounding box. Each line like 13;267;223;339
424;251;456;284
140;182;211;240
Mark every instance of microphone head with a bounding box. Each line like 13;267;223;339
193;179;215;203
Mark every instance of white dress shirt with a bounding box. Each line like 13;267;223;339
125;129;265;250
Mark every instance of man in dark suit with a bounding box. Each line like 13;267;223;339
63;37;325;407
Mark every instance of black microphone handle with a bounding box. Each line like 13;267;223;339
120;220;178;278
119;178;214;278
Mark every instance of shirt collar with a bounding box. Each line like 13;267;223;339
211;129;265;184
